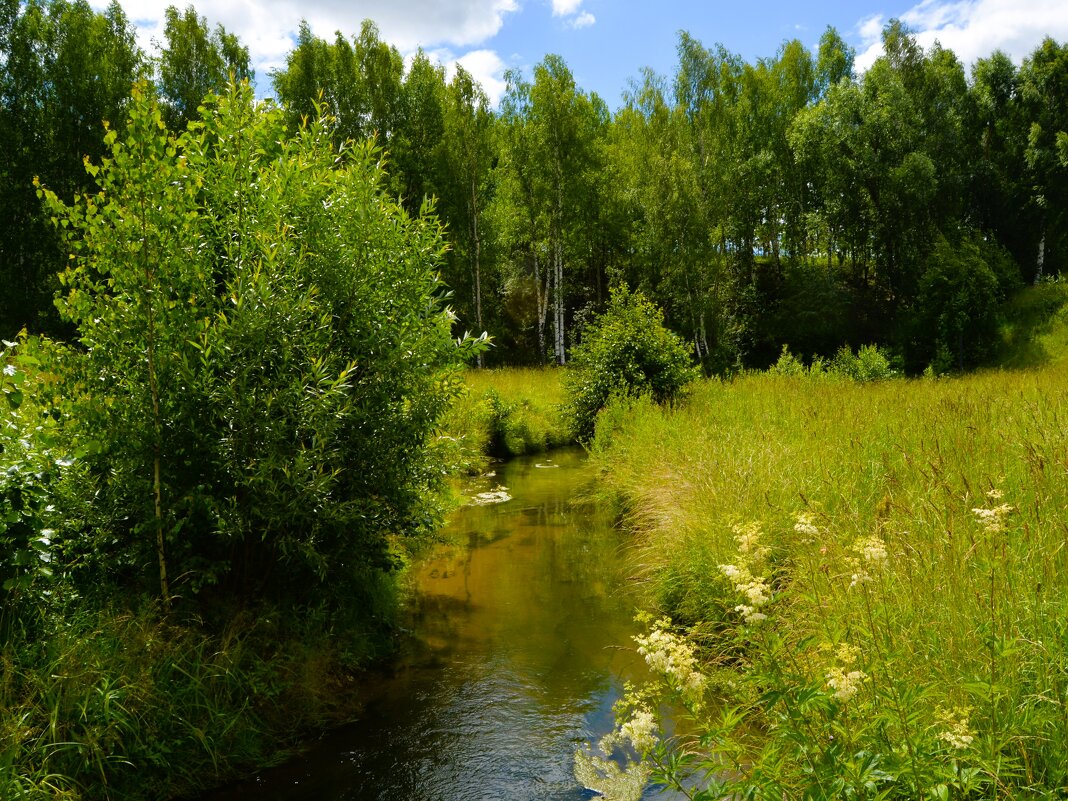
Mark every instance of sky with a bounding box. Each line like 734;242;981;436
94;0;1068;107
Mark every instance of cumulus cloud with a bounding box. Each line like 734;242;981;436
95;0;519;79
854;0;1068;72
425;47;509;105
456;49;509;103
549;0;594;29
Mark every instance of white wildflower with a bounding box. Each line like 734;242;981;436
741;578;771;607
972;503;1014;534
794;511;820;539
634;621;706;698
936;707;975;750
720;563;772;623
574;746;650;801
619;708;658;755
825;667;867;703
733;522;768;561
718;563;746;583
856;535;888;565
734;604;767;624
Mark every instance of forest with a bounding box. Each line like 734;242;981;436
3;0;1067;374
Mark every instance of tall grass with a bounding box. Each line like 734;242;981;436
438;367;571;472
0;601;390;801
588;364;1068;797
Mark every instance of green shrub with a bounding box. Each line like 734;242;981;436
564;286;697;441
37;81;480;610
830;343;895;381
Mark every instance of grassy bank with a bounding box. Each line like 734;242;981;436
589;364;1068;797
438;367;572;473
1;602;394;801
0;361;568;801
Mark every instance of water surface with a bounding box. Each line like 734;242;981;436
209;448;659;800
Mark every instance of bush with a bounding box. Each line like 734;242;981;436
37;81;478;610
830;343;896;381
909;234;1004;373
564;286;697;441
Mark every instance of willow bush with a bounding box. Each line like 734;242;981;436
37;80;480;611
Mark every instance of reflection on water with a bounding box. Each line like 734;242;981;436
207;448;670;800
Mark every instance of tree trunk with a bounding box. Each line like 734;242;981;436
1035;233;1046;285
471;177;483;368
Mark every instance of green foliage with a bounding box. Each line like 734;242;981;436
996;280;1068;368
0;337;62;640
437;368;571;472
829;343;896;381
565;287;696;441
910;234;1005;372
37;80;475;608
157;4;252;130
0;600;389;801
769;343;895;381
0;0;142;336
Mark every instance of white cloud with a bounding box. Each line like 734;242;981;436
571;11;596;29
95;0;519;82
551;0;582;17
412;47;509;106
854;0;1068;73
456;49;509;103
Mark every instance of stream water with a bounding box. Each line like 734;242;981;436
206;448;667;800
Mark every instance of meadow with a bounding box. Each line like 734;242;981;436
585;362;1068;797
438;366;572;473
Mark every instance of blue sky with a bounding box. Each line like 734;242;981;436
97;0;1068;107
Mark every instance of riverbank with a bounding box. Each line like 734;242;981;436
438;367;573;474
587;363;1068;796
200;448;653;801
0;362;572;801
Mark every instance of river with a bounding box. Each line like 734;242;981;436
206;448;668;800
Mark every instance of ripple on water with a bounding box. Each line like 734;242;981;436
200;449;680;801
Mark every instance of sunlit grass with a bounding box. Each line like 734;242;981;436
438;367;571;473
590;363;1068;795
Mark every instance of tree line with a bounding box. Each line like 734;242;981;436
3;0;1068;372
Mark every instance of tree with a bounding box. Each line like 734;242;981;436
911;234;1003;372
39;81;477;609
440;65;495;364
0;0;142;336
1019;38;1068;280
272;19;403;151
564;286;696;441
157;4;252;130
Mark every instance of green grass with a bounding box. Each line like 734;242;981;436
588;363;1068;797
438;367;572;473
995;280;1068;369
0;600;394;801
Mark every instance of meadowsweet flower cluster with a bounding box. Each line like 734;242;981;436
825;666;868;703
719;523;773;624
619;708;658;755
574;745;650;801
972;490;1014;534
734;521;770;560
936;706;975;750
634;619;706;699
793;511;820;540
847;534;888;588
